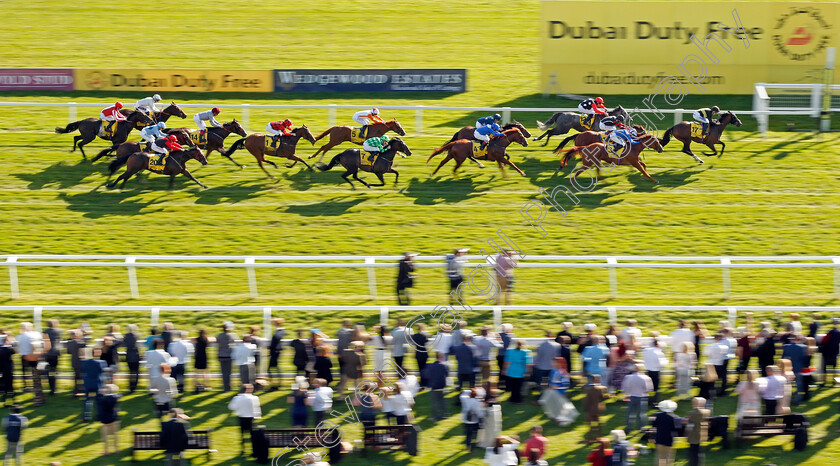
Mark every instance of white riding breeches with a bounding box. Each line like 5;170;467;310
353;116;370;126
609;131;626;146
151;143;169;155
475;121;486;129
599;122;615;132
693;112;708;124
194;114;207;131
578;104;595;114
362;141;379;152
474;131;490;142
265;124;282;136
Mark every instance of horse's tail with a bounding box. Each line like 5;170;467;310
536;113;560;131
427;142;457;165
227;138;246;156
448;131;460;143
317;154;341;172
108;152;133;175
659;127;674;147
95;145;115;160
557;146;584;167
55;121;82;134
555;134;577;151
314;127;331;142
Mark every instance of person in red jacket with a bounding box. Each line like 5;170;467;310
266;118;293;148
150;134;183;168
99;102;127;133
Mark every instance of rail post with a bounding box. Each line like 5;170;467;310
674;109;683;126
833;257;840;298
380;306;389;326
493;305;502;330
241;104;250;132
415;105;424;136
365;258;377;299
502;107;511;125
728;307;737;329
34;306;42;333
607;258;618;299
6;257;18;300
262;307;271;377
126;257;139;299
245;257;258;299
151;307;160;328
721;258;732;299
328;104;336;127
608;307;617;326
68;103;77;123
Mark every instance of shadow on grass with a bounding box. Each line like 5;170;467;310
14;160;98;190
401;176;490;205
193;180;272;205
58;188;165;218
281;196;366;216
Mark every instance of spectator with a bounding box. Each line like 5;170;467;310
610;429;633;466
619;319;642;345
643;333;667;405
144;326;161;351
525;447;548;466
150;364;178;418
0;337;15;405
370;325;391;375
396;252;417;305
686;397;710;466
820;318;840;386
621;364;653;432
42;320;62;396
193;328;214;394
287;376;310;427
314;346;333;386
160;408;190;465
380;383;395;425
783;334;808;404
494;248;518;305
605;325;620;348
479;389;503;448
216;321;238;392
735;327;753;378
586;437;613;466
100;336;119;384
145;339;175;378
497;323;514;390
66;329;85;396
390;382;414;425
124;325;141;393
503;339;532;404
291;330;313;380
609;343;635;394
669;320;694;362
533;331;561;395
721;328;737;396
540;357;577;426
391;319;408;375
422;353;449;421
582;374;608;444
96;384;120;456
777;359;794;414
411;324;430;387
2;405;27;466
674;342;696;400
309;377;333;427
555;322;576;344
246;325;267;375
228;384;262;455
696;364;717;411
461;388;485;453
581;336;609;382
16;323;41;391
692;321;710;364
81;348;107;421
168;331;194;394
703;334;727;396
734;369;761;420
160;323;176;350
808;313;821;339
452;320;469;348
433;324;454;362
802;337;818;401
789;313;802;335
759;365;786;415
652;399;681;466
446;248;468;301
337;341;366;396
557;336;573;386
484;435;520;466
232;335;257;387
520;425;547;462
755;326;777;377
453;333;478;391
473;326;503;387
332;318;353;376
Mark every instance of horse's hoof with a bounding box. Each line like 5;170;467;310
478;164;486;169
240;165;247;169
653;180;659;184
520;172;527;177
284;164;293;168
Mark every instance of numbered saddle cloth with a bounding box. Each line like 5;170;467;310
190;131;207;146
350;127;367;144
471;141;489;159
99;120;117;139
360;150;378;167
579;114;593;130
265;135;279;152
690;122;705;139
147;154;167;173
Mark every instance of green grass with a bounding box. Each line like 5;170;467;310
0;0;839;463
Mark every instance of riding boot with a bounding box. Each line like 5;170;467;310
272;134;279;148
585;114;592;127
480;141;487;151
107;121;115;133
368;153;376;163
702;122;708;135
145;142;152;152
361;125;367;138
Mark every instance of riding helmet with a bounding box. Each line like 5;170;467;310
493;113;502;120
153;94;161;101
616;115;625;121
371;108;379;115
711;106;720;112
595;97;604;104
157;122;166;129
284;118;293;127
115;102;124;108
168;134;178;141
211;107;221;115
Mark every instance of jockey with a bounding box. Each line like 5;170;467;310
150;134;183;166
693;106;720;135
352;108;385;137
362;134;390;164
599;115;632;152
474;123;504;150
266;118;293;147
100;102;127;133
578;96;607;127
476;113;502;129
135;94;162;117
194;107;222;137
140;122;167;151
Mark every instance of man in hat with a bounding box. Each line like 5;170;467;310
686;397;710;466
582;374;608;444
652;400;681;466
161;408;190;465
446;248;469;302
217;321;239;392
397;253;417;305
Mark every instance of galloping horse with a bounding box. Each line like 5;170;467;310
316;137;412;189
225;125;317;177
557;133;664;184
554;125;646;151
308;119;406;162
90;127;195;163
121;102;188;125
448;120;532;142
165;120;247;163
427;128;529;178
54;111;153;160
659;111;742;163
107;147;208;190
533;106;628;146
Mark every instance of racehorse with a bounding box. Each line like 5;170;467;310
165;120;247;164
557;133;664;184
659;111;742;163
90;127;195;163
427;128;529;178
121;102;188;125
107;147;208;190
533;106;628;146
448;120;532;142
308;119;406;162
225;125;317;177
54;111;154;160
554;125;646;151
315;137;412;189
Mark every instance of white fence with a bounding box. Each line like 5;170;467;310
0;100;821;135
753;82;840;133
3;254;839;301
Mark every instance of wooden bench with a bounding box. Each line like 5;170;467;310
735;414;809;450
362;424;419;456
255;427;347;463
640;415;729;449
131;428;214;462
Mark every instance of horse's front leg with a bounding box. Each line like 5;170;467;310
180;169;207;189
717;141;725;158
502;155;527;177
286;155;313;171
682;140;703;164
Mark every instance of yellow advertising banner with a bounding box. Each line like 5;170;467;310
540;1;840;94
74;69;273;92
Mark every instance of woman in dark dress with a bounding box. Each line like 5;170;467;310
287;378;310;427
194;328;213;393
123;325;141;393
100;336;119;384
412;323;429;387
314;346;333;386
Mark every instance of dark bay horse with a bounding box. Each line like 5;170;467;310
120;102;188;125
225;125;317;177
554;125;646;151
107;147;208;190
558;133;664;183
659;111;742;163
315;137;412;189
533;106;628;146
165;120;247;162
309;119;406;162
448;120;532;142
54;111;153;160
427;128;529;178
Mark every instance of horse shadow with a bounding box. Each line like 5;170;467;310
518;155;566;184
58;188;164;218
281;196;366;217
283;166;346;191
14;160;97;190
401;177;490;205
193;180;271;205
627;167;707;191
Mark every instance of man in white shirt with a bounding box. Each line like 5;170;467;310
619;319;642;345
231;336;257;387
391;319;408;375
759;365;787;415
621;364;654;432
669;320;695;362
150;364;178;417
228;384;262;455
17;322;42;390
434;326;454;363
642;333;668;404
168;331;194;394
146;339;175;378
308;378;334;426
704;333;728;396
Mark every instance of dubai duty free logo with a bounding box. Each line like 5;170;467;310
772;7;833;62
